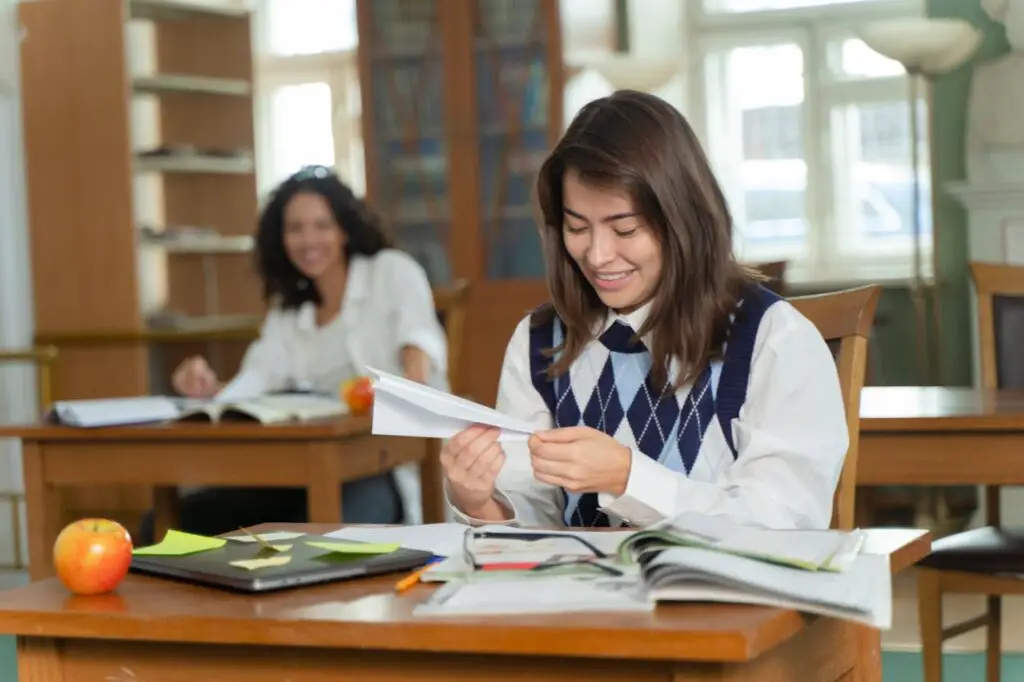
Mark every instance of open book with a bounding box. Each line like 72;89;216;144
177;393;348;424
618;511;866;572
49;393;347;428
420;513;890;627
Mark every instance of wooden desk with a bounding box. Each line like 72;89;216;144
0;524;928;682
0;422;443;581
859;386;1024;485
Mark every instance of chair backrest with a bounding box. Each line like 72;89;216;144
969;261;1024;390
432;279;470;393
747;260;788;295
0;345;59;413
788;285;881;530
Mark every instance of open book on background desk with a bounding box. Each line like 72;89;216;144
49;393;347;428
368;367;536;440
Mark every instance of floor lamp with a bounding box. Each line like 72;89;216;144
859;18;981;385
860;18;982;531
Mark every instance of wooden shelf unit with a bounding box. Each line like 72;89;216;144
18;0;260;530
356;0;564;402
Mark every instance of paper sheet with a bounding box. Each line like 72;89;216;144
368;367;536;441
324;523;634;560
414;576;654;616
213;371;267;403
133;530;226;556
324;523;469;557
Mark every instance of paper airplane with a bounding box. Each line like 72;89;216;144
367;368;536;441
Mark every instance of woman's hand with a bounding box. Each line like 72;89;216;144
171;356;220;398
440;424;508;519
528;426;632;497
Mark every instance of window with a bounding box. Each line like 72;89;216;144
253;0;364;197
692;0;930;284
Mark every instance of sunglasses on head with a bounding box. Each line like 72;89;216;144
290;164;336;181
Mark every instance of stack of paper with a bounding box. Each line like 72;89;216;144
414;575;654;617
368;367;535;440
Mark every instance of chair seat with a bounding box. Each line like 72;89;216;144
919;526;1024;574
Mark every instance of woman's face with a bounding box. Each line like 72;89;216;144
282;191;346;280
561;170;662;314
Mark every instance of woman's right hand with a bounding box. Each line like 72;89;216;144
171;356;219;398
440;424;506;517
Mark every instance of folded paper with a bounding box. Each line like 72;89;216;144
368;367;536;441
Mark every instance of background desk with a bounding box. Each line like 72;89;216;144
860;387;1024;486
0;421;442;580
0;523;929;682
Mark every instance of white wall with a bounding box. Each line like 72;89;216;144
0;0;34;568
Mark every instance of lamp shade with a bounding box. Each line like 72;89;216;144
858;18;982;76
584;54;681;92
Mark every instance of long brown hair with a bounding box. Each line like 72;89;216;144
535;90;759;392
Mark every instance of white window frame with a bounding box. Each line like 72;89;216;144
685;0;930;286
251;5;364;199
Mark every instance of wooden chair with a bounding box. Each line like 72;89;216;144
914;261;1024;682
749;260;788;296
0;345;56;571
0;345;58;414
788;285;881;530
432;279;470;394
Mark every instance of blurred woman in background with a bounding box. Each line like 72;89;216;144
138;165;447;543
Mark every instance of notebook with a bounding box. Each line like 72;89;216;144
48;393;347;428
130;533;433;593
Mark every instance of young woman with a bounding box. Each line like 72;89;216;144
138;165;447;543
441;91;848;530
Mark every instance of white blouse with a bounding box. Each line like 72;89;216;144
448;300;849;531
223;249;449;524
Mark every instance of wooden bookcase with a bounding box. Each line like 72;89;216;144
18;0;261;528
356;0;564;403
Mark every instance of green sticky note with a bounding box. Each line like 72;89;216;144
133;530;227;556
305;541;400;555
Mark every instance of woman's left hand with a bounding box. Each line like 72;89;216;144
528;426;632;496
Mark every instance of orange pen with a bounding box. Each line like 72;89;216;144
394;559;441;593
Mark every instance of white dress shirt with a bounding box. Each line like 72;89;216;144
448;299;848;531
227;249;449;524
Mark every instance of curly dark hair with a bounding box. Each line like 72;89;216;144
255;165;392;309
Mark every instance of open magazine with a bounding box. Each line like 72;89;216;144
617;511;866;572
49;393;347;427
418;513;891;627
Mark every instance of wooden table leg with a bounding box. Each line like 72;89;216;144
307;442;342;524
420;438;446;523
851;624;883;682
21;443;62;580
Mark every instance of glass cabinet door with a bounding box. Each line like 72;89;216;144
473;0;550;281
362;0;452;284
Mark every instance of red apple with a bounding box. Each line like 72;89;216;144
52;518;133;596
341;375;374;416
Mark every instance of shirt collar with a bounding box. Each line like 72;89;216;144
296;254;371;332
597;300;654;345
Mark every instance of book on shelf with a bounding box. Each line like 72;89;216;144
48;393;347;428
419;513;890;627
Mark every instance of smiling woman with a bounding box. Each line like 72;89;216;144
138;165;449;544
439;90;849;533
